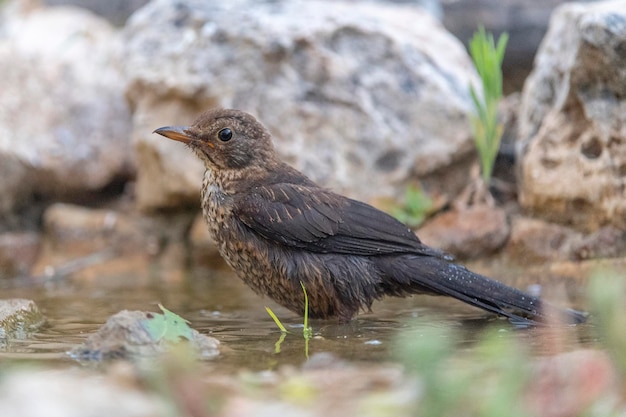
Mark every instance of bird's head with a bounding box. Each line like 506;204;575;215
154;108;276;173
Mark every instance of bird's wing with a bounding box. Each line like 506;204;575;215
234;183;447;258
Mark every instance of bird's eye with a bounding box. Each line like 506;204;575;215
217;128;232;142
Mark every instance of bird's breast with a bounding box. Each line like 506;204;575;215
201;173;233;240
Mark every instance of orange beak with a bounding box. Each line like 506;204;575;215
153;126;192;144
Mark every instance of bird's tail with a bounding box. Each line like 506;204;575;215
378;256;587;325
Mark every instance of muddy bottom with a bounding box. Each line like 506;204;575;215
0;257;598;372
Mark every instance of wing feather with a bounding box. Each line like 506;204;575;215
234;183;448;259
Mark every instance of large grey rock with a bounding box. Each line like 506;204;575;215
124;0;480;211
518;1;626;232
0;3;133;216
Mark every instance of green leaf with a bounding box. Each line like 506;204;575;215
142;304;194;343
468;27;508;184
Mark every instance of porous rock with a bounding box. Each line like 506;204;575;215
124;0;480;210
518;1;626;232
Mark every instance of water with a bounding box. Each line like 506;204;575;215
0;260;596;372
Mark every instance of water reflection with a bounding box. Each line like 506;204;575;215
0;263;596;371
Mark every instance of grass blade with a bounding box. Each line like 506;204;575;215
265;306;289;333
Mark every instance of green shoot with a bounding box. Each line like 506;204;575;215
300;282;312;359
469;26;508;184
265;282;313;358
300;281;312;341
265;306;289;334
392;184;433;228
588;271;626;375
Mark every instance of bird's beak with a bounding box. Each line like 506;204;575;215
153;126;193;144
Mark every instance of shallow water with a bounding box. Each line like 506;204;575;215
0;260;597;372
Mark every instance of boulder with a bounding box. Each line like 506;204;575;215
0;3;133;217
518;1;626;232
124;0;480;211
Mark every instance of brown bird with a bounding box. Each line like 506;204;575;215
155;108;585;324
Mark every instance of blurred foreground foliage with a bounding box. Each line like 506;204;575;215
395;270;626;417
133;272;626;417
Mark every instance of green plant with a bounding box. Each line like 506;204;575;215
266;281;313;357
469;27;508;184
588;270;626;376
392;184;433;228
395;321;530;417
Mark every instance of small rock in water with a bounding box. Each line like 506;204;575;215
0;299;45;339
70;309;219;361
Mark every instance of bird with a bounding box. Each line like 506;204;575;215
154;108;586;325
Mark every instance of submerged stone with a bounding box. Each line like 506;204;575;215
70;309;219;361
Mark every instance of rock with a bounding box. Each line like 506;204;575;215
0;3;133;217
506;216;626;264
71;309;220;360
518;1;626;232
550;258;626;286
0;232;41;279
0;155;34;222
527;350;616;417
505;216;582;263
0;299;45;339
417;205;510;259
0;369;165;417
124;0;480;211
569;226;626;260
384;0;442;19
40;203;147;255
32;203;195;283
